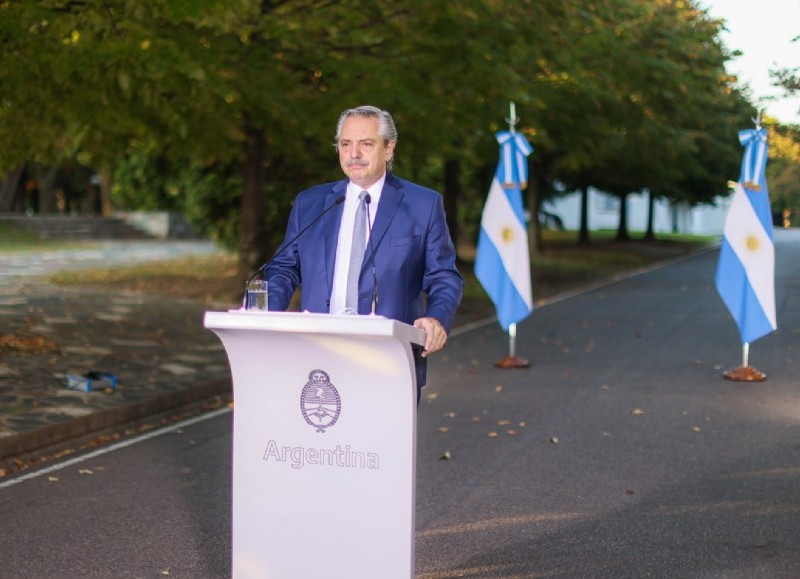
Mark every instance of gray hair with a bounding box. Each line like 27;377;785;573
334;105;398;170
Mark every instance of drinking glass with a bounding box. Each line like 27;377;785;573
245;280;268;311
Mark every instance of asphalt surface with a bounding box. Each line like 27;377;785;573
0;240;234;469
414;227;800;578
1;231;799;578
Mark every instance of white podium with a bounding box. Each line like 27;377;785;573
203;310;425;579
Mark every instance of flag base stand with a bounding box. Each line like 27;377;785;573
723;343;767;381
495;355;530;369
723;366;766;382
495;323;530;369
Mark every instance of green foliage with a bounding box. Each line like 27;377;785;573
0;0;778;257
766;122;800;225
111;147;244;249
111;148;181;211
178;165;242;249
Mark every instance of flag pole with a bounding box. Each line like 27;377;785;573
495;101;531;369
510;323;517;358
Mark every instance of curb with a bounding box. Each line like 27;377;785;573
0;378;231;466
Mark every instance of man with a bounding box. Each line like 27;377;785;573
264;105;463;390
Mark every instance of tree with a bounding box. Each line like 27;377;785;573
766;121;800;226
0;0;767;273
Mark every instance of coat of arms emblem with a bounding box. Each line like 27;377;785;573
300;369;341;433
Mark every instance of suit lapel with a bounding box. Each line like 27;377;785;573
325;180;348;291
365;175;403;267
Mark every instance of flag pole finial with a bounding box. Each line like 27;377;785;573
507;102;518;134
753;110;762;130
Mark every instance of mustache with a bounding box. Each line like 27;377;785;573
346;160;368;168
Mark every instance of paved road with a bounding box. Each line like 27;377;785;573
416;228;800;577
1;230;798;578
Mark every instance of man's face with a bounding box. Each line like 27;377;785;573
338;116;395;189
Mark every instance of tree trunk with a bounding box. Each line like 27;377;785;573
526;160;543;256
578;186;591;245
615;193;630;241
238;118;268;279
35;165;60;213
643;189;656;240
443;158;460;260
99;168;113;216
0;164;25;212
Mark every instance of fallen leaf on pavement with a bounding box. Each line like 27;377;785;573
440;451;452;460
437;426;450;433
0;333;59;353
550;436;559;444
632;408;645;415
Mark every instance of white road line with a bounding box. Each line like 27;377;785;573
0;407;232;490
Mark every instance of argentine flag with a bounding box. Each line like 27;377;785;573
715;128;776;344
475;131;534;331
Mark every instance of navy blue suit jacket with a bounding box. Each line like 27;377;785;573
264;173;463;387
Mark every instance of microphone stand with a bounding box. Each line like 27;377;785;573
241;194;345;307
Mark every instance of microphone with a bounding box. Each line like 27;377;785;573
364;193;379;315
242;193;346;306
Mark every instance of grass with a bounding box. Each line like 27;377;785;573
460;229;717;304
0;223;86;252
49;254;243;305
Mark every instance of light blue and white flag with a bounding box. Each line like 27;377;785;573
475;130;534;331
715;127;776;344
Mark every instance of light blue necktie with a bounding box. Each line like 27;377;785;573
345;191;368;313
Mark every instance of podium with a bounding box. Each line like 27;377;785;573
203;310;425;579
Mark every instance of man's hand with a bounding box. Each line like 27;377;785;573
413;317;447;358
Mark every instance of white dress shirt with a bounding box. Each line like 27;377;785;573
329;174;385;314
